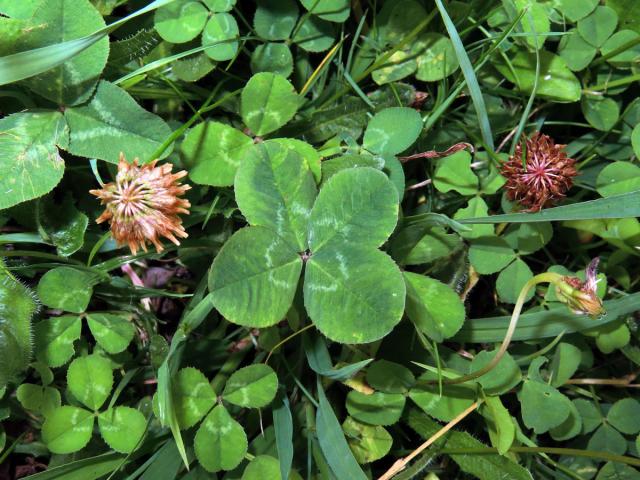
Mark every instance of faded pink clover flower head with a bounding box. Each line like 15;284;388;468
555;258;605;318
90;153;191;255
500;132;578;212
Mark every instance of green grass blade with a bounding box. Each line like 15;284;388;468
459;190;640;224
316;379;368;480
0;0;175;86
25;453;125;480
273;393;294;480
454;292;640;343
435;0;494;151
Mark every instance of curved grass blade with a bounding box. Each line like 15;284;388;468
435;0;494;151
25;453;125;480
316;379;368;480
454;292;640;343
459;190;640;224
304;333;372;381
0;0;176;86
273;392;294;480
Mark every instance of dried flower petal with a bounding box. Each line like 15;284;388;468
555;258;605;317
90;153;191;255
500;132;578;212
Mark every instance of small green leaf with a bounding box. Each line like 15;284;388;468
601;30;640;68
292;15;335;52
607;398;640;434
346;391;405;426
308;168;399;252
222;364;278;408
555;0;598;22
502;222;553;255
549;342;582;387
300;0;349;23
404;272;466;342
38;194;88;257
550;400;583;441
235;142;317;250
195;404;247;472
595;321;630;354
480;396;515;455
574;398;603;434
16;383;61;417
304;246;405;344
86;313;135;354
518;380;571;433
414;33;459;82
180;121;253;187
98;406;146;453
432;150;478;195
269;138;322;184
34;316;82;367
366;360;415;394
0;111;67;210
209;226;302;328
154;0;208;43
493;49;581;102
241;72;299;136
470;349;522;395
596;462;640;480
203;0;236;12
596;161;640;197
171;367;216;429
468;236;516;274
558;29;597;72
496;258;534;304
577;6;618;48
42;406;94;454
36;267;95;313
67;354;113;411
251;42;293;77
454;197;494;239
410;374;476;422
65;81;173;163
343;417;392;464
253;0;298;41
242;455;301;480
362;107;422;155
202;12;239;61
588;424;627;455
582;95;620;131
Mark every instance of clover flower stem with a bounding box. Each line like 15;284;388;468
436;272;564;386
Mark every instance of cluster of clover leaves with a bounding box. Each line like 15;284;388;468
208;106;464;345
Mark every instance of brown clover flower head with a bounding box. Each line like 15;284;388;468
555;258;605;318
90;153;191;255
500;132;578;212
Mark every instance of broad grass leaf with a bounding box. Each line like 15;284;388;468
345;391;406;426
404;272;466;342
98;406;146;453
235;142;317;250
241;72;299;136
34;316;82;368
308;168;399;252
316;380;368;480
181;121;253;186
0;266;36;387
36;267;95;313
86;313;135;354
273;393;294;480
154;0;208;43
209;226;302;328
222;364;278;408
363;107;422;155
15;0;109;105
0;112;67;210
195;405;247;472
202;13;239;61
304;246;405;344
303;333;373;380
42;406;94;454
253;0;299;41
406;407;533;480
19;453;127;479
65;81;172;164
342;417;392;464
67;354;113;411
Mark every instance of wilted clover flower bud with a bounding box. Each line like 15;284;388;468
500;132;578;212
555;258;605;317
90;153;191;255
